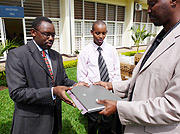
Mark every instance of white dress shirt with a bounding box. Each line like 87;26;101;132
77;41;121;84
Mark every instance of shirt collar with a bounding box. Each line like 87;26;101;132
92;41;106;52
33;40;48;54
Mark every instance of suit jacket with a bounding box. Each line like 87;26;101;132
5;40;75;134
113;24;180;134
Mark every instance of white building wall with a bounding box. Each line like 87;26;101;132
0;0;161;56
60;0;151;54
122;0;134;47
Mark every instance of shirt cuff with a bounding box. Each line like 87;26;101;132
51;87;56;100
72;83;77;86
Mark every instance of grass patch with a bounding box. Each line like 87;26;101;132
62;67;88;133
65;67;77;82
121;49;145;56
0;89;14;134
0;67;88;134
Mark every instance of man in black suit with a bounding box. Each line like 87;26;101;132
6;16;88;134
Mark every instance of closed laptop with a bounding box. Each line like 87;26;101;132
70;85;121;113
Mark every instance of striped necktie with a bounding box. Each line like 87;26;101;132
42;50;54;81
97;47;110;82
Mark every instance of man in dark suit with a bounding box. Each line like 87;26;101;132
5;16;88;134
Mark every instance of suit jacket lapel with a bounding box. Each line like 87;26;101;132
139;30;176;73
27;40;52;79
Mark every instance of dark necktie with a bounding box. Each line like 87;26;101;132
97;47;110;82
42;50;54;83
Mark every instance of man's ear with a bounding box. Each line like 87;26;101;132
31;28;36;37
170;0;177;7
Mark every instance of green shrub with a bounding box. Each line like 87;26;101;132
0;71;7;86
0;37;24;55
0;80;7;86
121;49;145;56
63;60;78;69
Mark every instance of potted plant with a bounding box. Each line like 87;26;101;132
0;37;24;55
130;24;156;53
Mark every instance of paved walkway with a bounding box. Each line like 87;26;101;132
0;63;5;72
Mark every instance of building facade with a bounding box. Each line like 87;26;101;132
0;0;161;60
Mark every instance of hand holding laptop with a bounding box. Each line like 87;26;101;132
68;85;121;114
73;82;90;87
93;81;113;90
94;81;118;117
53;82;89;108
96;99;117;117
53;86;76;107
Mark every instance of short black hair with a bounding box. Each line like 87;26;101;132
32;16;52;29
92;20;106;31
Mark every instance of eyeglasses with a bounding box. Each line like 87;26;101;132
35;29;56;38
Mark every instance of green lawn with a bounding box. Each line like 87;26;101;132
0;67;88;134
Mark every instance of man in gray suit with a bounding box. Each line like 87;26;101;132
6;16;88;134
95;0;180;133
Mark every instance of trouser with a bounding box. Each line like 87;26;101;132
112;112;124;134
53;105;59;134
87;112;113;134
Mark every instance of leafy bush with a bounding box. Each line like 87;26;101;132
121;49;145;56
0;71;7;86
63;60;78;69
130;25;156;53
0;37;24;55
0;44;3;57
0;80;7;87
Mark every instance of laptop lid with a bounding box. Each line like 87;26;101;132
71;85;121;113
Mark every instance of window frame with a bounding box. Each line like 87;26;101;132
74;0;125;51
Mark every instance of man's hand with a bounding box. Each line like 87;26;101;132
53;86;76;107
73;82;90;87
94;81;113;90
96;99;117;117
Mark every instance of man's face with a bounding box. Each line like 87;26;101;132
31;21;55;50
91;24;107;46
147;0;171;26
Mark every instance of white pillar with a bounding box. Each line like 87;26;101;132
122;0;134;47
60;0;75;54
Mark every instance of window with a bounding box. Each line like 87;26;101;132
74;0;83;19
44;0;60;18
84;1;95;20
108;5;116;21
0;0;21;6
133;9;160;44
23;0;42;17
74;0;125;51
25;19;33;41
97;3;106;20
22;0;61;52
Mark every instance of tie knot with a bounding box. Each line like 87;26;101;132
97;47;102;52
